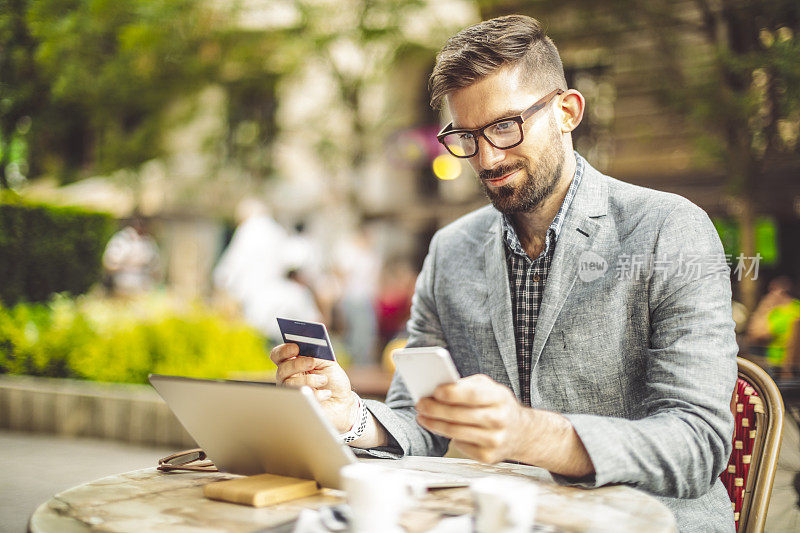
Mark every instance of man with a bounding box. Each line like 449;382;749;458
272;15;737;532
102;215;160;296
747;275;800;373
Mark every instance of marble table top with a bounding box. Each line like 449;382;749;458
29;457;677;533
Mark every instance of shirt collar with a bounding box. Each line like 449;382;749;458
501;152;585;260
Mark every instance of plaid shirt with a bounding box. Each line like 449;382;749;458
503;156;584;406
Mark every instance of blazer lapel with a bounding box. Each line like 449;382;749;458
529;162;608;372
484;218;520;399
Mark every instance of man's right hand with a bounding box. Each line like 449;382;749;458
270;343;357;433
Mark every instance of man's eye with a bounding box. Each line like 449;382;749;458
458;132;475;141
494;120;515;131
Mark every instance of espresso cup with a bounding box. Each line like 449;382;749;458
471;476;538;533
341;463;410;533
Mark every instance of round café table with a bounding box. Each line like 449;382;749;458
29;456;677;532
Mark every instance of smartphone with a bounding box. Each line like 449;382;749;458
276;317;336;361
392;346;460;403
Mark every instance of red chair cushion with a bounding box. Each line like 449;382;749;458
721;377;761;530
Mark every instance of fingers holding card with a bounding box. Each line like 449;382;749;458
276;318;336;361
273;318;353;415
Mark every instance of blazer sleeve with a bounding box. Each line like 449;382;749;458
560;201;737;498
359;232;451;458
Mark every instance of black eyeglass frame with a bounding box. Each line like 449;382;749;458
436;88;565;158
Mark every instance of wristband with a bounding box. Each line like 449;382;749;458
339;392;368;443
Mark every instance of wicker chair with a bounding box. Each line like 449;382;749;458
721;358;784;533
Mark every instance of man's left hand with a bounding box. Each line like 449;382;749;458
415;374;524;464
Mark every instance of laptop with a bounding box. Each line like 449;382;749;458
149;374;356;489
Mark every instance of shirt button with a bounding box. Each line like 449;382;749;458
533;274;541;282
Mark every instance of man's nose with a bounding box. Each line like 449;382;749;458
475;136;506;170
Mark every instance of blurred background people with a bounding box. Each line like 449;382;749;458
284;222;331;323
102;215;161;297
212;198;321;342
747;275;800;375
375;257;417;352
333;224;380;366
213;198;287;305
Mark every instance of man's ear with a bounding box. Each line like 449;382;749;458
558;90;585;133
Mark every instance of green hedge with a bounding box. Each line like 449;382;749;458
0;295;275;384
0;193;115;306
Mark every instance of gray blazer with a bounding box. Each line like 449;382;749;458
364;156;738;532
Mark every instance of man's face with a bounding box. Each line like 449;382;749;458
445;65;565;214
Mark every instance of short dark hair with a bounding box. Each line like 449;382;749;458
428;15;568;110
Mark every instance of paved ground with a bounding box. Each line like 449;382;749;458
764;406;800;532
0;431;172;532
2;417;799;533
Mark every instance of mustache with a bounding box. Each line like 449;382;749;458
479;162;526;181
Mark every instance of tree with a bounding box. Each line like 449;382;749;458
0;0;286;189
620;0;800;309
0;0;43;189
281;0;434;210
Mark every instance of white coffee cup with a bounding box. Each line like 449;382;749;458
471;476;538;533
341;463;409;533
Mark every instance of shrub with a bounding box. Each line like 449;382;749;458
0;192;115;306
0;294;274;384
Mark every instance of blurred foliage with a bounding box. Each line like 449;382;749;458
0;293;274;383
713;216;779;265
0;0;440;195
0;0;284;187
477;0;800;178
284;0;434;205
622;0;800;191
0;192;114;305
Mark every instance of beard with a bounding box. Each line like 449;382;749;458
477;115;565;215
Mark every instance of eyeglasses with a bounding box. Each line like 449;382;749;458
436;89;564;158
157;448;218;472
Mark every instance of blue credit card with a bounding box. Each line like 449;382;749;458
276;317;336;361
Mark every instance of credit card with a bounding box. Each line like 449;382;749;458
276;317;336;361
